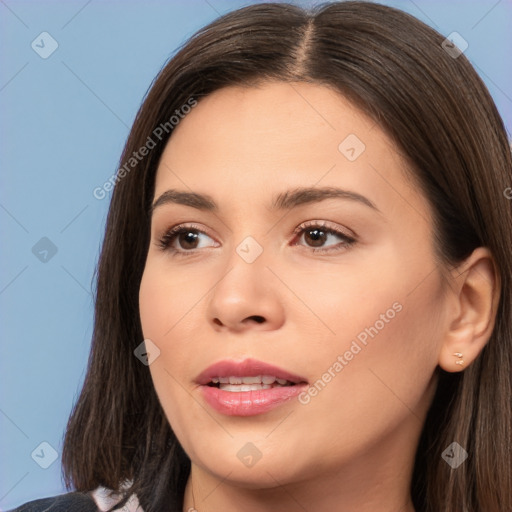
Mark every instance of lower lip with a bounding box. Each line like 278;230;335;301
200;384;308;416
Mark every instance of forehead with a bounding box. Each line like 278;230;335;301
152;81;429;221
158;81;378;170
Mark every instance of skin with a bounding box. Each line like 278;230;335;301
138;81;499;512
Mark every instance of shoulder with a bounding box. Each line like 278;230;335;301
6;491;99;512
7;486;143;512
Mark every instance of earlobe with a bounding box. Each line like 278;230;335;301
437;247;501;373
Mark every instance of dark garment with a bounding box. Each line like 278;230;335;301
6;491;100;512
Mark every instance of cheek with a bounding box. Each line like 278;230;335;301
139;262;204;341
296;236;445;370
295;262;444;454
138;263;215;442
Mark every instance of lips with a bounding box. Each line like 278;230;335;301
195;358;309;416
195;358;308;386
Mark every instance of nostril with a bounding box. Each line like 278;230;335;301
249;315;265;323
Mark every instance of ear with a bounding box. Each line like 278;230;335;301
438;247;501;372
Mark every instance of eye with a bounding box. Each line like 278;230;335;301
292;221;356;254
155;223;218;256
155;220;356;257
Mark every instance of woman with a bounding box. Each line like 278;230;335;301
10;1;511;511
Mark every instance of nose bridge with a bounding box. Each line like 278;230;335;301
206;229;284;330
234;232;266;266
217;231;269;296
220;204;272;268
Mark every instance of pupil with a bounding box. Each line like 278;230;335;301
180;231;198;249
307;228;326;247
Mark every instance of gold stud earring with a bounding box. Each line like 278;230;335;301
453;352;464;366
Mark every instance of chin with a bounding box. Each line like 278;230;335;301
185;435;316;488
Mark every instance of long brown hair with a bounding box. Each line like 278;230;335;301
61;2;512;511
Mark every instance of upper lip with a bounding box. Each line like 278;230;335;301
195;358;308;385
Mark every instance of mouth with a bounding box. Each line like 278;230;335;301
196;358;308;416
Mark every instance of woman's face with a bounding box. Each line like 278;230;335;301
139;81;450;489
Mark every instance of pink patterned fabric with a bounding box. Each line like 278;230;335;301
89;481;143;512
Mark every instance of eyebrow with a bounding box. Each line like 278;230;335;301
150;186;381;216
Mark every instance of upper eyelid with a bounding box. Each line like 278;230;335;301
156;219;352;235
296;220;356;238
156;220;356;245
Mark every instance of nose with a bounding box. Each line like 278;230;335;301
206;247;285;333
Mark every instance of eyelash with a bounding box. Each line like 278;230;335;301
155;221;356;257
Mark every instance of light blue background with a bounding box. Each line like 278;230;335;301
1;0;510;509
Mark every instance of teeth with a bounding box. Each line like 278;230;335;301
243;375;262;384
219;384;272;392
212;375;292;391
